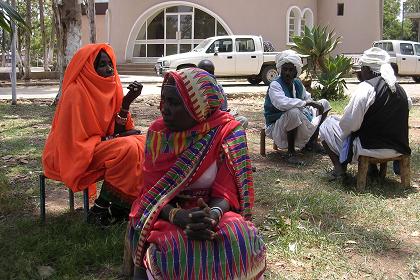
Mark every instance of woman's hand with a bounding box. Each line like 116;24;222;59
123;81;143;108
183;199;217;240
172;208;194;229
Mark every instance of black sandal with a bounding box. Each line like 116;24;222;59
87;204;112;226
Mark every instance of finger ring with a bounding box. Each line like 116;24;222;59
134;88;138;91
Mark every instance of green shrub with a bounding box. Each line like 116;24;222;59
311;55;352;100
291;26;352;100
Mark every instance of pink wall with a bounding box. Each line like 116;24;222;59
108;0;316;63
317;0;382;54
103;0;382;63
81;15;107;45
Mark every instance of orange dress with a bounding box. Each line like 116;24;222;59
42;43;145;204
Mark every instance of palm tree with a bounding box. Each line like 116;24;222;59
0;0;28;34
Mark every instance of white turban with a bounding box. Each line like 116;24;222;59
275;50;303;76
359;47;397;92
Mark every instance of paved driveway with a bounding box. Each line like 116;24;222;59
1;77;419;100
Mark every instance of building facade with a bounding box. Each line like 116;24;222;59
83;0;383;64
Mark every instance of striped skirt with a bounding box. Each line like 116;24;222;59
144;212;266;280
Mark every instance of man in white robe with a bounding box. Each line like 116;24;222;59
319;47;412;179
264;50;331;163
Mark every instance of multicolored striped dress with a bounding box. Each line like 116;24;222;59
129;68;266;280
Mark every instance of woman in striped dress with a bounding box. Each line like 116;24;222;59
128;68;266;280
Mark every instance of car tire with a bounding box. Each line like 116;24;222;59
247;76;262;85
412;76;420;83
261;65;278;85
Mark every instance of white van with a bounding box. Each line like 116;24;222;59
372;40;420;82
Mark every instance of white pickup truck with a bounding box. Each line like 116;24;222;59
155;35;281;85
352;40;420;83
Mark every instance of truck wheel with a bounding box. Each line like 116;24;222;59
412;76;420;83
247;76;262;85
261;65;278;85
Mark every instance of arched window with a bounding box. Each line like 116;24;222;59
287;7;314;44
132;5;229;59
287;7;301;44
301;8;314;34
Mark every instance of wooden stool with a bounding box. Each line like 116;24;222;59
39;173;90;223
122;223;134;277
260;128;278;156
357;155;410;191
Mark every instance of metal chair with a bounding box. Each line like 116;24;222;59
39;173;90;223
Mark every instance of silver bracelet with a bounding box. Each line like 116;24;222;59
210;206;223;220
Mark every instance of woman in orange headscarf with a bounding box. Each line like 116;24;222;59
42;43;146;226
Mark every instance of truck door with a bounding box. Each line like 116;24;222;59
204;38;235;76
234;38;260;75
397;42;416;75
414;44;420;75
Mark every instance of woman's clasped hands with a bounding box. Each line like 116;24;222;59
172;198;221;241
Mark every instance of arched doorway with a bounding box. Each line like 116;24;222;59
126;2;232;63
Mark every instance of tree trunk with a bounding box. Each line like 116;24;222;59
23;0;31;80
418;20;420;43
86;0;96;43
52;0;82;104
1;30;6;67
16;27;24;78
46;14;55;71
38;0;49;71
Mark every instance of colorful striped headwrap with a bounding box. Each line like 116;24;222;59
165;67;225;122
147;68;230;161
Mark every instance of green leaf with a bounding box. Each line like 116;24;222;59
0;1;30;34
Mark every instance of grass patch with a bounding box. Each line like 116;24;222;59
1;98;419;279
0;213;126;279
329;97;349;115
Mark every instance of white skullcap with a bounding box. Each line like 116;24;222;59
359;47;396;92
276;50;303;76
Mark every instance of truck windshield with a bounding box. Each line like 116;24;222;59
193;38;212;52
